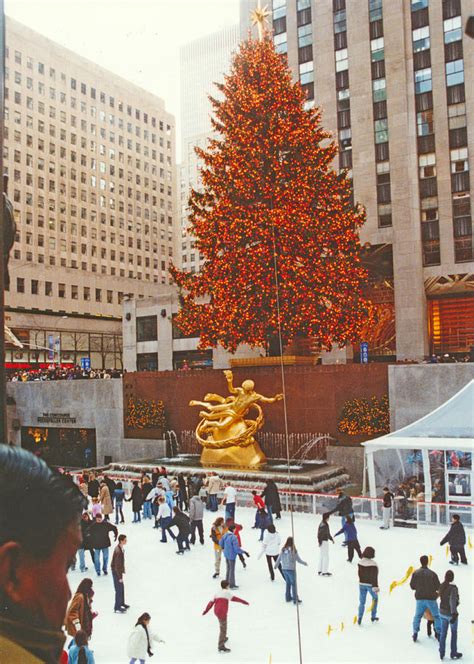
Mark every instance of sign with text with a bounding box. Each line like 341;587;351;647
37;412;77;424
81;357;91;370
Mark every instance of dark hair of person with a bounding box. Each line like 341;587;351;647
267;524;276;534
228;523;236;532
383;487;389;491
439;570;455;597
136;612;151;626
213;517;224;527
173;506;181;514
420;555;429;566
345;516;353;524
252;490;257;495
74;630;88;664
133;480;139;487
116;482;123;489
452;514;460;522
362;546;375;559
283;536;294;550
76;578;94;598
0;446;86;559
322;512;330;521
221;580;230;589
118;534;126;543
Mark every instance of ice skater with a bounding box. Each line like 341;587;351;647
211;516;227;578
334;516;362;562
357;546;379;624
410;555;441;642
202;580;249;654
317;512;334;576
440;514;467;565
169;506;191;554
275;537;308;604
189;491;205;545
111;534;129;613
258;523;284;581
127;612;164;663
219;523;248;589
380;487;394;529
438;570;463;660
328;488;354;546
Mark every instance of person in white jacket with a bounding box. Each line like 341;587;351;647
258;524;284;581
127;612;164;664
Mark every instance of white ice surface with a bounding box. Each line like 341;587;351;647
68;505;473;664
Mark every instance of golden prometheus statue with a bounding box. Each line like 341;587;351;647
190;370;283;468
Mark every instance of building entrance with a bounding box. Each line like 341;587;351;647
21;426;97;468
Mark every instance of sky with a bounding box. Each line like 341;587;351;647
5;0;241;155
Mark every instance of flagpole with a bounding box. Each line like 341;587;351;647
0;0;7;444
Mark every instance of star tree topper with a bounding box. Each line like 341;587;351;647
251;0;270;41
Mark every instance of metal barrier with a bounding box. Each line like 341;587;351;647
71;471;473;529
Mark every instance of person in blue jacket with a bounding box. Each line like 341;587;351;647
68;629;95;664
113;482;126;525
334;516;362;562
219;523;249;589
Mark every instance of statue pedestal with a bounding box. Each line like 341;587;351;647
200;440;266;469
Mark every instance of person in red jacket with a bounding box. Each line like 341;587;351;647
251;491;265;528
202;580;249;653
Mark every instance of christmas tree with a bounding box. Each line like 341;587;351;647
171;33;369;355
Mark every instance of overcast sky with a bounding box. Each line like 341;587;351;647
5;0;241;152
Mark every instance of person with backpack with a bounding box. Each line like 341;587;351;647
357;547;379;625
438;570;463;660
127;612;164;663
219;523;248;589
274;537;308;604
211;517;227;579
440;514;468;565
317;512;334;576
410;555;441;642
67;629;95;664
202;580;249;654
334;516;362;562
380;487;394;530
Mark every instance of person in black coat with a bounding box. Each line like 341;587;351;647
440;514;467;565
78;512;94;571
328;488;354;545
357;547;379;625
177;473;189;511
88;514;118;576
87;473;100;499
169;506;191;554
261;479;282;519
410;555;441;641
127;481;143;523
318;513;334;576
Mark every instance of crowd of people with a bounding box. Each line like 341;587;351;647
0;446;469;663
7;366;122;382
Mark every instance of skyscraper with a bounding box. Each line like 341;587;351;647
179;25;240;272
4;17;177;369
240;0;473;362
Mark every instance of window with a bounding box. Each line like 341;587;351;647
16;277;24;293
444;16;462;44
450;148;469;173
414;68;432;94
337;88;350;110
371;38;384;62
369;0;382;22
335;48;348;72
448;103;466;130
45;281;52;296
411;0;428;9
412;26;430;52
374;118;388;144
378;203;392;228
333;10;346;34
446;60;464;87
299;61;314;84
31;279;38;295
58;283;66;298
273;32;287;54
419;153;436;178
298;24;312;48
416;110;434;135
136;315;158;342
372;78;386;102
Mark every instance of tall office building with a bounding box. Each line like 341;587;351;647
3;17;177;369
179;25;240;272
241;0;473;361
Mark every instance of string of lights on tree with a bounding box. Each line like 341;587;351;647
171;33;370;354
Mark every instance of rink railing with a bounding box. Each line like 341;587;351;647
72;471;474;529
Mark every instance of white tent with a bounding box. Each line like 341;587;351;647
363;381;473;516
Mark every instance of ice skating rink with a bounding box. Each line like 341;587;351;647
69;505;473;664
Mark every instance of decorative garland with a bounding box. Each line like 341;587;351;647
338;395;389;436
126;397;166;430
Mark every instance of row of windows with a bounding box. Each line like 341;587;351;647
6;45;170;130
